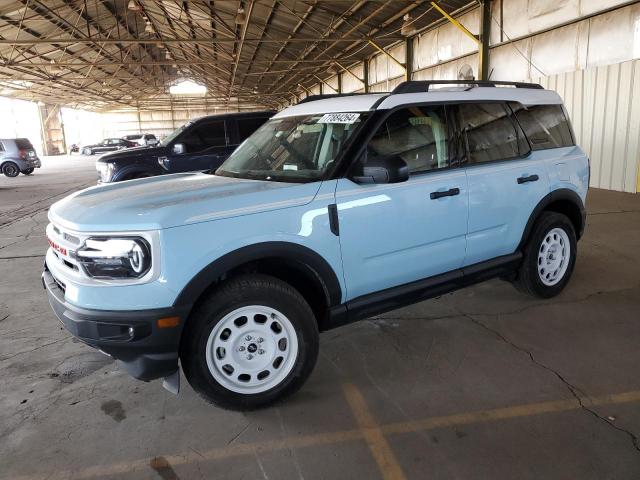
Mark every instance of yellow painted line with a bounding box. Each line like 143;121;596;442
11;389;640;480
343;383;407;480
382;390;640;436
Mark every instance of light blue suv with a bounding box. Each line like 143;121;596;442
43;80;589;409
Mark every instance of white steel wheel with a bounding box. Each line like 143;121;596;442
537;227;570;286
205;305;299;394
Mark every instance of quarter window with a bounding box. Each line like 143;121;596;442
457;103;529;164
366;105;451;174
509;103;574;150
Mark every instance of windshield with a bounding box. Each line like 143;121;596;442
160;122;191;146
216;113;367;183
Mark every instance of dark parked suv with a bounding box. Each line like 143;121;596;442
96;111;274;183
0;138;41;177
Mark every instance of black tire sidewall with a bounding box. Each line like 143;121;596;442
2;162;19;177
521;212;577;298
181;275;319;410
21;168;34;175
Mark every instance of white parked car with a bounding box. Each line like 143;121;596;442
122;133;159;147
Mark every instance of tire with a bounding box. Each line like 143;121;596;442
180;274;319;410
83;148;93;155
515;211;577;298
21;168;34;175
2;162;19;178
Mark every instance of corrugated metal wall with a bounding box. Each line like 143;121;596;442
538;60;640;193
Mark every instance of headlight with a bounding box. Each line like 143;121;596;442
96;162;114;181
74;237;151;279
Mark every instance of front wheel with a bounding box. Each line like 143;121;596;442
21;168;34;175
181;274;319;410
83;148;93;155
515;211;577;298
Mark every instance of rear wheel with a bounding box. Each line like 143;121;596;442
2;162;19;177
181;274;319;410
21;168;34;175
515;211;577;298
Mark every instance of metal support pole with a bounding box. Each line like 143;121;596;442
337;72;343;93
479;0;491;80
363;60;370;93
405;38;413;81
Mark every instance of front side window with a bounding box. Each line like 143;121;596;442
366;105;450;174
218;113;366;183
179;120;226;152
457;103;529;164
509;102;574;150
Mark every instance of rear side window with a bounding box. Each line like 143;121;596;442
237;117;268;140
510;103;574;150
15;138;33;150
367;105;451;174
457;103;529;164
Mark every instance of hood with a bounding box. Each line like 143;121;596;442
99;145;166;162
49;173;322;232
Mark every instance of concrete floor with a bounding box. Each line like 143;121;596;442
1;155;639;479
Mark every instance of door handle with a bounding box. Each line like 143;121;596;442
517;174;539;184
430;187;460;200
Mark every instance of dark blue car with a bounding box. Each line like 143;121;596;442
96;111;274;183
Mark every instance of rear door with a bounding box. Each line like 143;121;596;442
168;120;228;172
336;104;469;300
455;102;549;266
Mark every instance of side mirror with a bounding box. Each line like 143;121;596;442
351;154;409;184
172;143;186;155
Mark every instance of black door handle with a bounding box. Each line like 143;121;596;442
517;174;539;184
430;187;460;200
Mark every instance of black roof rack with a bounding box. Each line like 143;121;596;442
296;92;386;104
391;80;544;94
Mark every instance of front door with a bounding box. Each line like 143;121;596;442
168;119;231;173
337;105;469;301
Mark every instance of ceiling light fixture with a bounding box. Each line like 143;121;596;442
127;0;142;12
144;21;154;34
169;79;207;96
400;14;417;37
235;7;246;25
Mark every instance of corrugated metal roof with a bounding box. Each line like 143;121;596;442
0;0;474;110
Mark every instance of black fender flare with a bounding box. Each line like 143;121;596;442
173;242;343;309
518;188;586;250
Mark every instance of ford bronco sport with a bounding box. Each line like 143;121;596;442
43;80;588;410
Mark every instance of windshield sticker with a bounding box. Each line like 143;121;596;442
317;113;360;124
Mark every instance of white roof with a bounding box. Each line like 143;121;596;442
274;86;562;118
273;94;386;118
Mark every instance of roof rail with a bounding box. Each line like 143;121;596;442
391;80;544;94
296;92;385;105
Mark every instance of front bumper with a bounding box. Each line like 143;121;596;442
42;264;190;381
